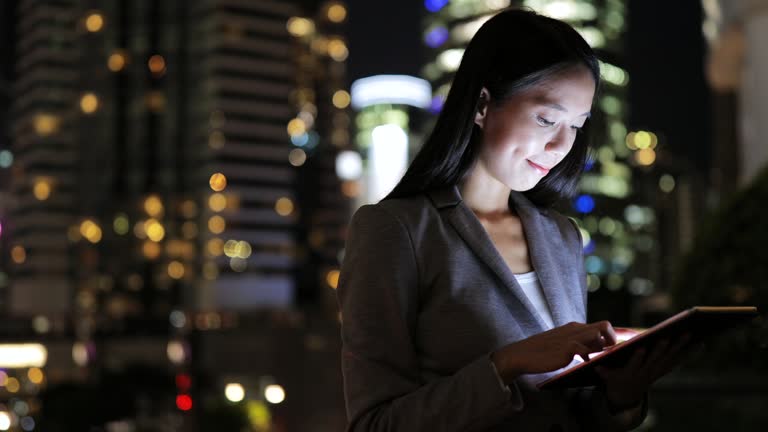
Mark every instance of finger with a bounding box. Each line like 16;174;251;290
572;326;613;352
568;341;593;363
578;332;607;353
592;320;618;346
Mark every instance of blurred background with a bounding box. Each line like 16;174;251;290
0;0;766;430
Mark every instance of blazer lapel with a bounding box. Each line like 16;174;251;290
508;191;582;327
429;187;550;332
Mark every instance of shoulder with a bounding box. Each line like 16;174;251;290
351;194;437;232
542;207;583;252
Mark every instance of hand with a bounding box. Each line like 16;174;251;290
595;334;700;410
492;321;618;383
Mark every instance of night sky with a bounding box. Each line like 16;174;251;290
347;0;423;82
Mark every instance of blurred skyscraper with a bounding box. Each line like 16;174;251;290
4;0;351;322
420;0;660;323
704;0;768;189
1;0;350;428
0;1;16;313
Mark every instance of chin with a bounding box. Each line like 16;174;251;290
506;177;540;192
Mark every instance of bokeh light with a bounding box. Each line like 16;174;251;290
142;240;161;260
33;177;52;200
287;17;314;37
148;55;166;75
332;90;351;109
327;3;347;22
326;269;340;289
425;0;449;13
5;377;20;393
85;12;104;32
264;384;285;404
659;174;676;192
207;238;224;256
574;195;595;214
80;92;99;114
225;383;245;402
72;342;89;366
0;411;10;430
108;50;127;71
208;216;226;234
80;219;103;243
168;261;185;279
144;219;165;242
335;151;362;180
144;195;164;217
20;416;34;431
33;113;60;136
27;367;44;384
209;173;227;192
113;213;130;235
288;149;307;167
208;193;227;212
635;148;656;166
0;150;12;168
275;198;294;216
167;341;186;364
327;39;348;61
11;245;26;264
176;394;193;411
287;118;306;137
425;26;450;48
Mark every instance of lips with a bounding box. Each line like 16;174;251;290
527;160;551;175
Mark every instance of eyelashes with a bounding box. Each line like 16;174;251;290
537;115;583;132
536;115;555;127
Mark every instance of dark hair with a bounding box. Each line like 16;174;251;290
384;8;600;207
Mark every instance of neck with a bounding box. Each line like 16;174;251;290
460;162;512;215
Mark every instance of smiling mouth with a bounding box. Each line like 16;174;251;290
527;160;551;175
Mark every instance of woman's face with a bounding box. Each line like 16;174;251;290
474;65;596;191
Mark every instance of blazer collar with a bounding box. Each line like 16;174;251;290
427;186;575;331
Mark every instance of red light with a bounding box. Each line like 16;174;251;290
176;373;191;391
176;394;193;411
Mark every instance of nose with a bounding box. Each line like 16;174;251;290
545;125;574;157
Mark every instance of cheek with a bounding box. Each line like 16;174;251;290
483;123;528;155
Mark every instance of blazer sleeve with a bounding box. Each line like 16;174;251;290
566;218;648;431
337;204;526;432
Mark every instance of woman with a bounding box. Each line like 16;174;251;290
337;9;686;432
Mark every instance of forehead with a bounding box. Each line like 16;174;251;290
514;66;596;111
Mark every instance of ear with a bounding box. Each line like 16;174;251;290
474;87;491;129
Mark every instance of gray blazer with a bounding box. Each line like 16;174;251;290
336;186;645;432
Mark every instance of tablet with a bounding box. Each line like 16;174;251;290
537;306;759;390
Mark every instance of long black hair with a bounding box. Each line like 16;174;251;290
384;8;600;207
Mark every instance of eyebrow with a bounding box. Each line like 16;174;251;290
540;101;592;118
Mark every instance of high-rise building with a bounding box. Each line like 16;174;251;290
420;0;659;323
0;0;17;313
287;0;353;312
8;0;80;317
6;0;352;319
3;0;350;429
190;0;303;310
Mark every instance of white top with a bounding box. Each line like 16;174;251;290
513;271;555;329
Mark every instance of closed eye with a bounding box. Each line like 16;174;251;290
536;115;555;127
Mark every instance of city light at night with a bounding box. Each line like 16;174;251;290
0;1;760;430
